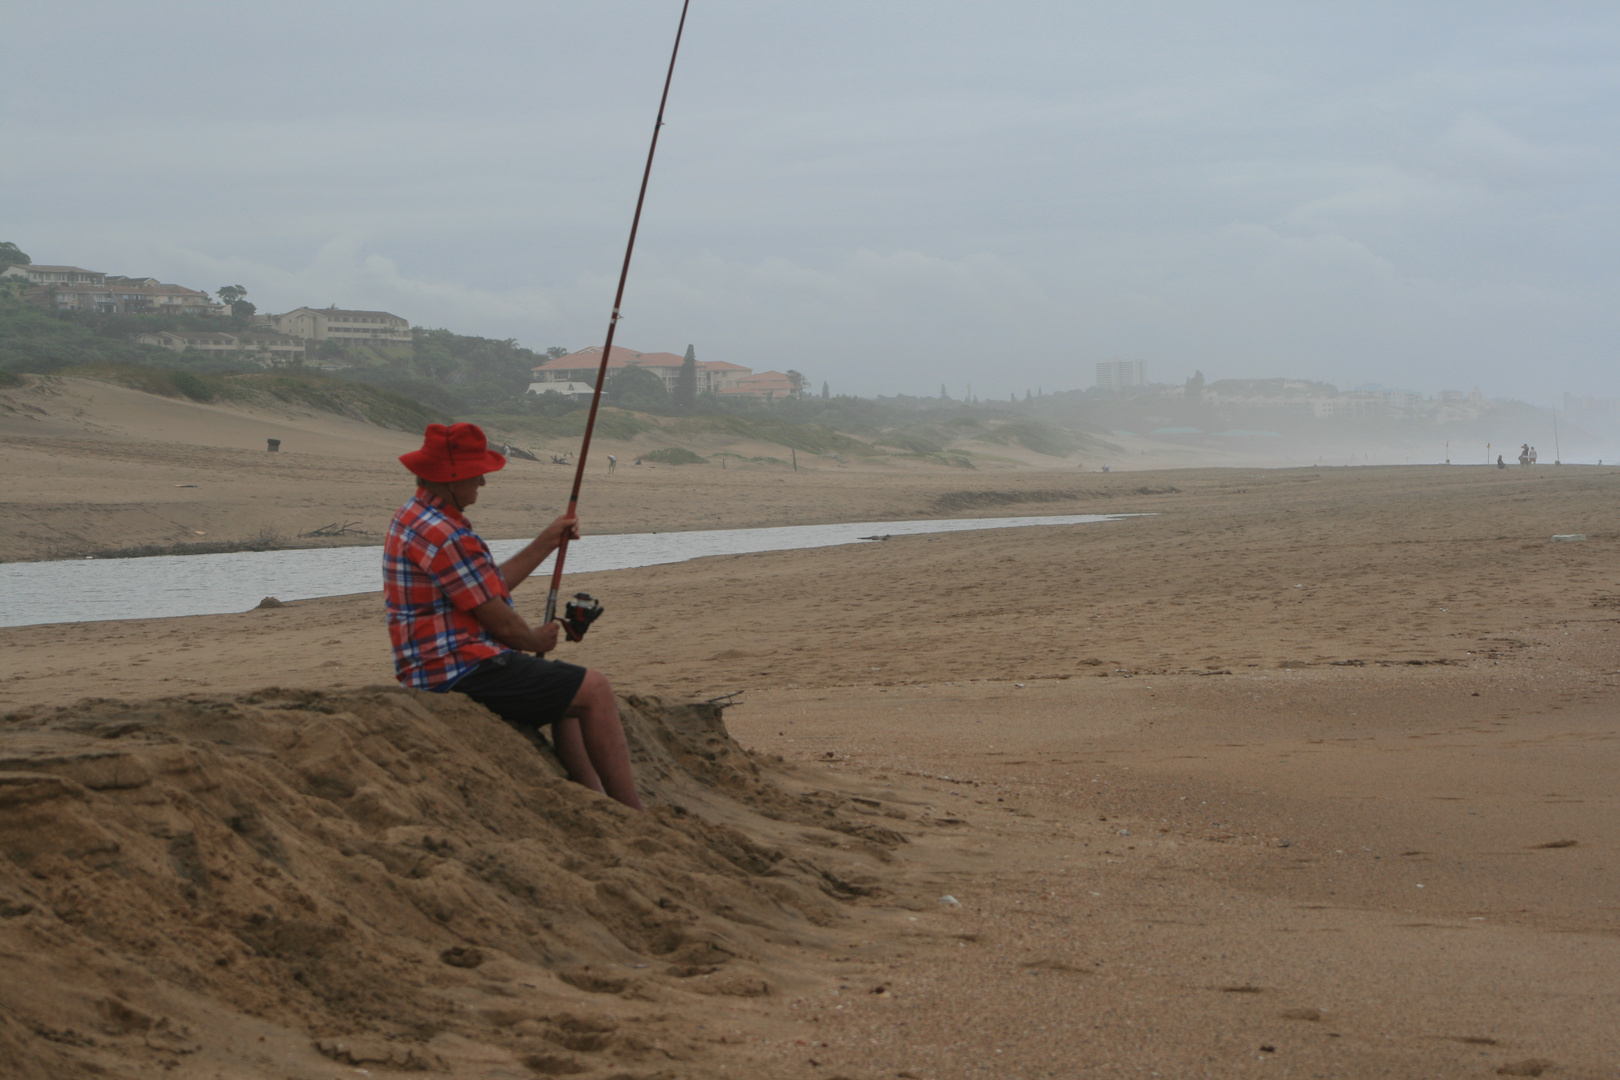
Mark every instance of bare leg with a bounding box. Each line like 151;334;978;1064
561;669;644;811
549;717;604;794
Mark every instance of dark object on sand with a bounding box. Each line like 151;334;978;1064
267;438;281;452
439;946;484;969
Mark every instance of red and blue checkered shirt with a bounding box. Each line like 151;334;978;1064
384;490;511;690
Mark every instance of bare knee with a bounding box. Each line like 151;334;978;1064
569;668;616;716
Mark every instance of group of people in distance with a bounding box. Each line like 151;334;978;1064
1499;443;1541;468
383;422;645;811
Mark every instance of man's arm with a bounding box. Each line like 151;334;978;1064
499;514;580;590
471;597;560;654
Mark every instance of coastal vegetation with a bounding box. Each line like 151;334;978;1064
641;446;709;465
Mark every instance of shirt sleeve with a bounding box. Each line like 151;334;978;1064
426;529;509;611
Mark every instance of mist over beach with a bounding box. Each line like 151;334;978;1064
3;4;1618;1078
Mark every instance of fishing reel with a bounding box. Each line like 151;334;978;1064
560;592;604;642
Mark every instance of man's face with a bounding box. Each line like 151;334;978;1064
449;473;486;508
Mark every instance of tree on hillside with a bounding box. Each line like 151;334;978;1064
785;369;806;397
1186;369;1205;397
0;243;30;273
216;285;255;318
822;381;829;399
605;363;669;409
673;344;698;411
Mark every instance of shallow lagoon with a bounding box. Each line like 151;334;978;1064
1;513;1129;628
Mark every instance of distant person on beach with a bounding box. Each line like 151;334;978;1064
607;454;617;474
383;422;644;811
1498;455;1507;469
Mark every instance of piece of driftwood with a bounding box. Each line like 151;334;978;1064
300;521;363;537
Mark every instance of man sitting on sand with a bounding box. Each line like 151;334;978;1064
384;422;644;811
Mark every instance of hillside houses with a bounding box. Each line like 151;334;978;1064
2;265;108;286
723;370;798;398
528;347;796;398
1180;378;1487;423
5;257;413;360
271;307;411;346
5;262;222;316
134;329;305;361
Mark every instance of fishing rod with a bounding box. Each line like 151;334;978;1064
542;0;692;646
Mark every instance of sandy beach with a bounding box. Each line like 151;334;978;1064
2;381;1617;1079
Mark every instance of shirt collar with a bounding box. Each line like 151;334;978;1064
415;487;469;525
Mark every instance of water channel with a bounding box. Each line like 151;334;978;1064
0;513;1130;628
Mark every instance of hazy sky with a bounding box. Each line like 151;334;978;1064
5;2;1616;402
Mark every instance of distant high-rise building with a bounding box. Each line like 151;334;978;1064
1096;360;1147;390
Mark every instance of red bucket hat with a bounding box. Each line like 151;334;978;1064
400;423;507;483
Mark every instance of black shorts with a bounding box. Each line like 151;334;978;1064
448;652;588;731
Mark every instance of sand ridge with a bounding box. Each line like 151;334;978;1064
0;688;932;1079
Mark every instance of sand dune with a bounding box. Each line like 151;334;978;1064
0;688;931;1078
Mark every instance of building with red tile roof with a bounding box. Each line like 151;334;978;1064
530;347;754;395
718;370;798;398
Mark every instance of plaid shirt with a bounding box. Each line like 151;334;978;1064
384;490;511;690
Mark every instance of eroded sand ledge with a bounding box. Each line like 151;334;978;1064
0;689;917;1078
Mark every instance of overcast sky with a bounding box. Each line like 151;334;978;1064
5;2;1617;402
